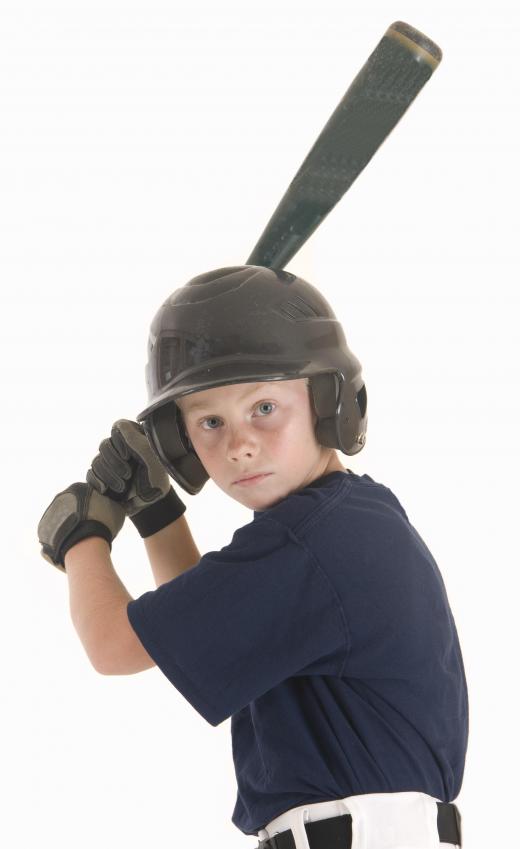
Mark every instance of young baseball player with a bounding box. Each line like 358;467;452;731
38;265;467;849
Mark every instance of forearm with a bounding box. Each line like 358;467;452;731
64;536;133;672
143;512;201;586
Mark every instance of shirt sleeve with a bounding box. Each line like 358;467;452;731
126;517;348;726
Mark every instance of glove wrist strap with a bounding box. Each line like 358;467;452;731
60;521;113;569
130;487;186;538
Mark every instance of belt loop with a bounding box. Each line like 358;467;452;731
259;806;313;849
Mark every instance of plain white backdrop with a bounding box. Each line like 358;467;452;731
1;0;518;846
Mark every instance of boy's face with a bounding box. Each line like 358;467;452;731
176;377;345;511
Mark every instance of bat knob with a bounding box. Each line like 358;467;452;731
386;21;443;69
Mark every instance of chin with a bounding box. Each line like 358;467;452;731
234;491;273;511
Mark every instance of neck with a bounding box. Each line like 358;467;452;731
322;450;346;476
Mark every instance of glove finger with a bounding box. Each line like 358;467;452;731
86;466;109;495
99;438;133;481
110;420;135;460
127;439;168;502
113;420;153;463
90;452;128;495
109;419;170;514
114;420;168;485
135;464;164;503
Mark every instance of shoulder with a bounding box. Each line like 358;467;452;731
253;470;355;538
264;471;412;551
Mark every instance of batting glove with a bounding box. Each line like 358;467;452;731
38;482;125;573
86;419;186;538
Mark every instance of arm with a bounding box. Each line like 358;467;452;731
57;421;200;673
65;536;156;675
144;512;201;587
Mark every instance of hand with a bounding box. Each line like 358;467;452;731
38;482;125;572
86;419;186;538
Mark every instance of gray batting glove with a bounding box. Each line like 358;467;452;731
38;482;125;573
86;419;186;538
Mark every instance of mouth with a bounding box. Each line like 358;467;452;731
233;472;273;486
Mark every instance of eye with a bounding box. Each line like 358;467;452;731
200;416;221;431
255;401;276;416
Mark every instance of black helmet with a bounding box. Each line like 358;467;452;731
137;265;367;495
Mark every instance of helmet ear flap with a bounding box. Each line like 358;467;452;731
310;372;367;454
176;406;194;452
142;402;209;496
309;373;341;448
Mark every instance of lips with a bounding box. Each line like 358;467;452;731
233;472;272;485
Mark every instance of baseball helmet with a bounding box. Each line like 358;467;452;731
137;265;367;495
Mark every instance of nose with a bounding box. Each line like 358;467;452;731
226;425;259;462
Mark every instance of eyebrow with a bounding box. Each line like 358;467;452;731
181;382;275;415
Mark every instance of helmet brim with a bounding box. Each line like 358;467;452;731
136;357;312;421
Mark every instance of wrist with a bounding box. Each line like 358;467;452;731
63;535;111;570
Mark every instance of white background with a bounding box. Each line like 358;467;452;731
1;0;518;846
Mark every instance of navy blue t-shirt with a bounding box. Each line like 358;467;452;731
126;471;469;836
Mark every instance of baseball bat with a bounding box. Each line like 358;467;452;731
246;21;442;270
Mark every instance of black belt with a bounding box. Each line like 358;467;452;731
257;801;462;849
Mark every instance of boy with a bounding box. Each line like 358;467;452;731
38;265;467;848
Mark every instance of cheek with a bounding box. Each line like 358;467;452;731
267;410;317;453
188;429;227;473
